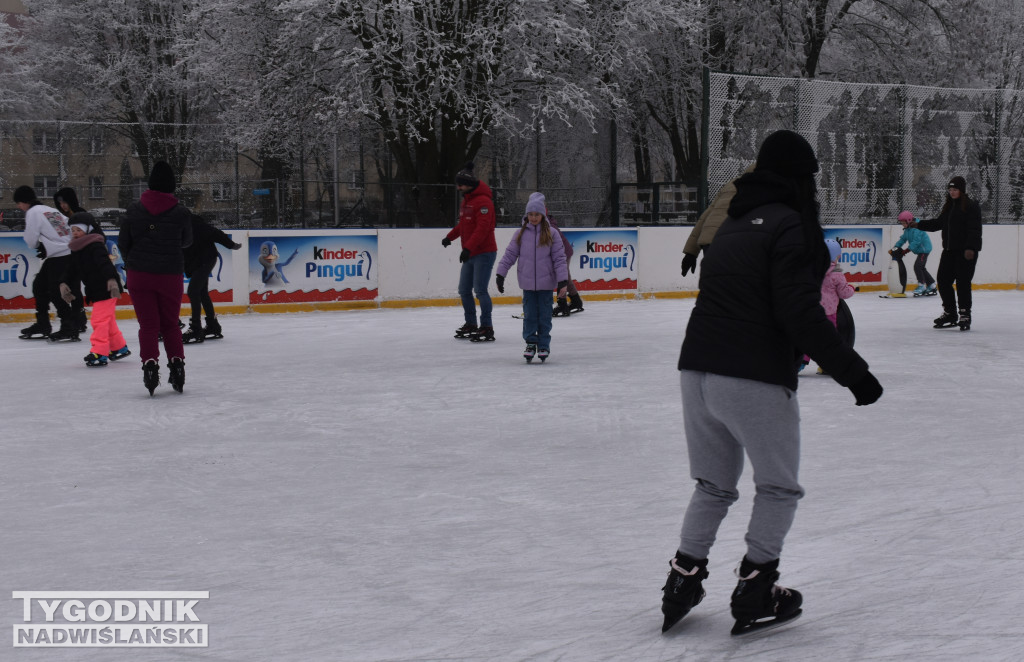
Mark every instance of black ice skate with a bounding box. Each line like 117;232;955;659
454;323;478;339
142;360;160;396
729;557;803;636
568;294;585;314
19;322;52;340
958;308;971;331
109;346;132;361
182;321;205;344
204;316;223;340
523;343;537;363
168;357;186;393
933;309;958;328
552;298;571;317
47;327;81;343
661;553;708;633
469;326;495;342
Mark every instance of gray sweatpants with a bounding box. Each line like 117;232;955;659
677;370;805;564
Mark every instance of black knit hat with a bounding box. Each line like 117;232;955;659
13;185;37;204
948;176;967;193
755;130;819;177
454;162;479;188
148;161;176;193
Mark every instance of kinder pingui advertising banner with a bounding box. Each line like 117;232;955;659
0;236;35;309
249;234;377;304
824;227;883;284
561;229;637;290
184;237;238;303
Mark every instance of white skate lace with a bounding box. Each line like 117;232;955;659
670;558;701;576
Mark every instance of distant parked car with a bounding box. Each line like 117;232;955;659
0;209;26;232
89;207;127;231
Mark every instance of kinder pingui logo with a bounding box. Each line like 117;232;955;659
838;238;877;268
579;240;636;273
12;591;209;648
0;252;30;286
306;245;373;282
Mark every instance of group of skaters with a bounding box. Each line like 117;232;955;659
435;135;984;635
442;162;584;363
15;160;241;395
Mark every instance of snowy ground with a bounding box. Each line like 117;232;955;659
2;291;1023;661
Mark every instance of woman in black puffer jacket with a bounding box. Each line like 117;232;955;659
661;130;883;636
117;161;193;394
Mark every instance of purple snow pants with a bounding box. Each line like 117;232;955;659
126;269;185;363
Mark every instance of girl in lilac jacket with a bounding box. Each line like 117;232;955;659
495;193;568;361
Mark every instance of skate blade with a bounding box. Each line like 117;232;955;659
730;609;802;637
19;335;51;340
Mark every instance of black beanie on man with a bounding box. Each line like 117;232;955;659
754;130;819;177
148;161;176;194
13;185;38;205
454;162;479;188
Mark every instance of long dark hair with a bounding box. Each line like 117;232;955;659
939;190;969;216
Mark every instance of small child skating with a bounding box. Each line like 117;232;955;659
494;192;568;363
802;239;855;374
59;213;131;367
894;210;936;296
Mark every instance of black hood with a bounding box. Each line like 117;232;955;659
54;187;84;213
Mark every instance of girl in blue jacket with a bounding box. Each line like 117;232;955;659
894;211;935;296
495;193;568;362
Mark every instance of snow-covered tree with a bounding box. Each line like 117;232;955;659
16;0;214;176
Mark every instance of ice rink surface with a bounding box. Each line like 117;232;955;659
2;291;1023;661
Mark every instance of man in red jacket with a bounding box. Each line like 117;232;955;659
442;162;498;341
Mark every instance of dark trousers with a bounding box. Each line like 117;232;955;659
186;258;216;328
33;255;81;329
127;270;185;362
936;250;978;312
913;253;934;287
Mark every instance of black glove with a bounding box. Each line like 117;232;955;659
849;371;883;406
231;242;242;250
36;245;47;259
459;249;470;263
681;253;697;276
441;237;452;248
495;274;505;293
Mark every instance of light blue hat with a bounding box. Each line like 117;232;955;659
825;238;841;262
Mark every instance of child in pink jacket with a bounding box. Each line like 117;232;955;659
803;239;856;373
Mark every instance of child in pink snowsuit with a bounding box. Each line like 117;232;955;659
802;239;856;371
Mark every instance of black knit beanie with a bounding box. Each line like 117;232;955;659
948;176;967;193
148;161;176;194
755;130;819;177
454;162;479;188
13;185;38;205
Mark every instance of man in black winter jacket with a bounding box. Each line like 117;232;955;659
182;214;242;343
912;176;982;330
660;130;883;637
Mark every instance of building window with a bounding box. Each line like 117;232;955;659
33;176;60;198
348;169;365;191
89;176;104;200
88;133;105;156
211;181;234;201
32;129;60;154
133;177;147;200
